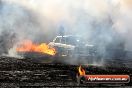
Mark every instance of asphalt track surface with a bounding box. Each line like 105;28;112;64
0;54;132;87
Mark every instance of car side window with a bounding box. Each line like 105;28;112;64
61;37;66;44
54;37;61;43
66;37;76;45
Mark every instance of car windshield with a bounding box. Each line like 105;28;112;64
65;36;86;45
54;37;61;43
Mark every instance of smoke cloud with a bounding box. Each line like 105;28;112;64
0;0;132;64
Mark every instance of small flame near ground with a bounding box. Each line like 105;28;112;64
16;40;56;56
78;65;86;76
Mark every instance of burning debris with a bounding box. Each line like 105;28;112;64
16;40;56;56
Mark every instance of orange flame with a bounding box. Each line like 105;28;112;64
16;40;56;56
78;65;86;76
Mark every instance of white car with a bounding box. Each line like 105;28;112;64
49;35;96;57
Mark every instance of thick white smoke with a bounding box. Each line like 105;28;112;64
0;0;132;64
4;0;132;51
